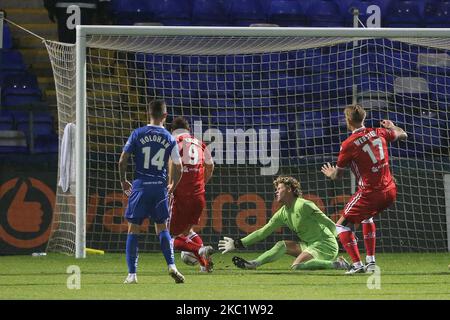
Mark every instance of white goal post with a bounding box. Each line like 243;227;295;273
44;26;450;258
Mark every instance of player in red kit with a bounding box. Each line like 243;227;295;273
321;104;407;274
169;117;215;272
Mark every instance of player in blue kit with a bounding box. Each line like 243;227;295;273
118;100;185;284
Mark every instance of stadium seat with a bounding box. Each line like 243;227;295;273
211;109;247;127
229;0;267;26
199;98;236;109
0;130;28;153
196;74;235;98
0;50;26;72
145;54;182;72
356;74;395;97
268;0;306;27
424;0;450;28
357;51;418;76
410;116;443;154
2;23;13;49
1;73;42;107
183;56;225;73
34;133;58;153
384;1;422;27
111;0;154;25
191;0;229;26
417;53;450;75
306;0;345;27
296;111;333;156
426;75;450;101
261;52;298;73
0;110;14;130
153;0;192;26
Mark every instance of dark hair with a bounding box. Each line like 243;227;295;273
148;100;166;119
344;104;366;124
273;176;302;197
171;116;190;132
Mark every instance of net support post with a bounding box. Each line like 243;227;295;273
75;25;87;259
444;174;450;252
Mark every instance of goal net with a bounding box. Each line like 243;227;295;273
44;27;450;257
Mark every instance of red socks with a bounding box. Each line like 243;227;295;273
338;230;361;263
362;221;376;257
173;234;207;266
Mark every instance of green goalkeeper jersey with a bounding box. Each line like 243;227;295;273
241;197;337;247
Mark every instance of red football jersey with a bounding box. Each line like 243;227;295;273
174;132;210;196
336;127;397;193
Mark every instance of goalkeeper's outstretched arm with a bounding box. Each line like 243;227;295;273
218;211;284;254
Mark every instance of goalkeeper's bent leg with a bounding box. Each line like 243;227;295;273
294;259;334;270
253;241;287;267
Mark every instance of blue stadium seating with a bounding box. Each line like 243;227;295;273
229;0;267;26
153;0;192;26
426;75;450;101
33;133;58;153
111;0;154;25
0;110;14;130
424;0;450;27
356;74;395;95
192;0;229;26
306;0;345;27
0;49;26;74
418;53;450;75
268;0;306;27
2;23;13;49
1;73;42;107
356;51;418;76
385;0;422;27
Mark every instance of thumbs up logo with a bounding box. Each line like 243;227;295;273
0;178;55;249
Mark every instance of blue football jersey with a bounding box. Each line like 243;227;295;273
123;125;179;182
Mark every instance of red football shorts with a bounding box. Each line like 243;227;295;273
343;186;397;224
169;193;206;235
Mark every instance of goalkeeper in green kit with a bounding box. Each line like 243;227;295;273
218;176;350;271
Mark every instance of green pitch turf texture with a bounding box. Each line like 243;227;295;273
1;252;449;299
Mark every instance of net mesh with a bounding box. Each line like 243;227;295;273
45;32;450;255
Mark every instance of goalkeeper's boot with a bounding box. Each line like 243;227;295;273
123;273;138;284
169;267;185;284
365;261;377;273
345;263;366;275
333;256;351;270
232;256;257;270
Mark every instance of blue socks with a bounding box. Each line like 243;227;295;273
126;234;139;273
159;229;175;266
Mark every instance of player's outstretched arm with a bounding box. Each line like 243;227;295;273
118;151;132;196
381;119;408;141
218;237;245;254
321;162;343;180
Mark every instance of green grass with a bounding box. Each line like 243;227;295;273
1;252;449;299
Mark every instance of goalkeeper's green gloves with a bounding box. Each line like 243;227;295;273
218;237;244;254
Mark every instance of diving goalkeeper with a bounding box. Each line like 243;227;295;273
218;176;350;271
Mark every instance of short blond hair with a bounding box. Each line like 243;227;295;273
344;104;366;124
273;176;302;197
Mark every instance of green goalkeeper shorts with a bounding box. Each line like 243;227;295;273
300;237;339;261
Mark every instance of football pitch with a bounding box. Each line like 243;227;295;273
1;252;449;300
